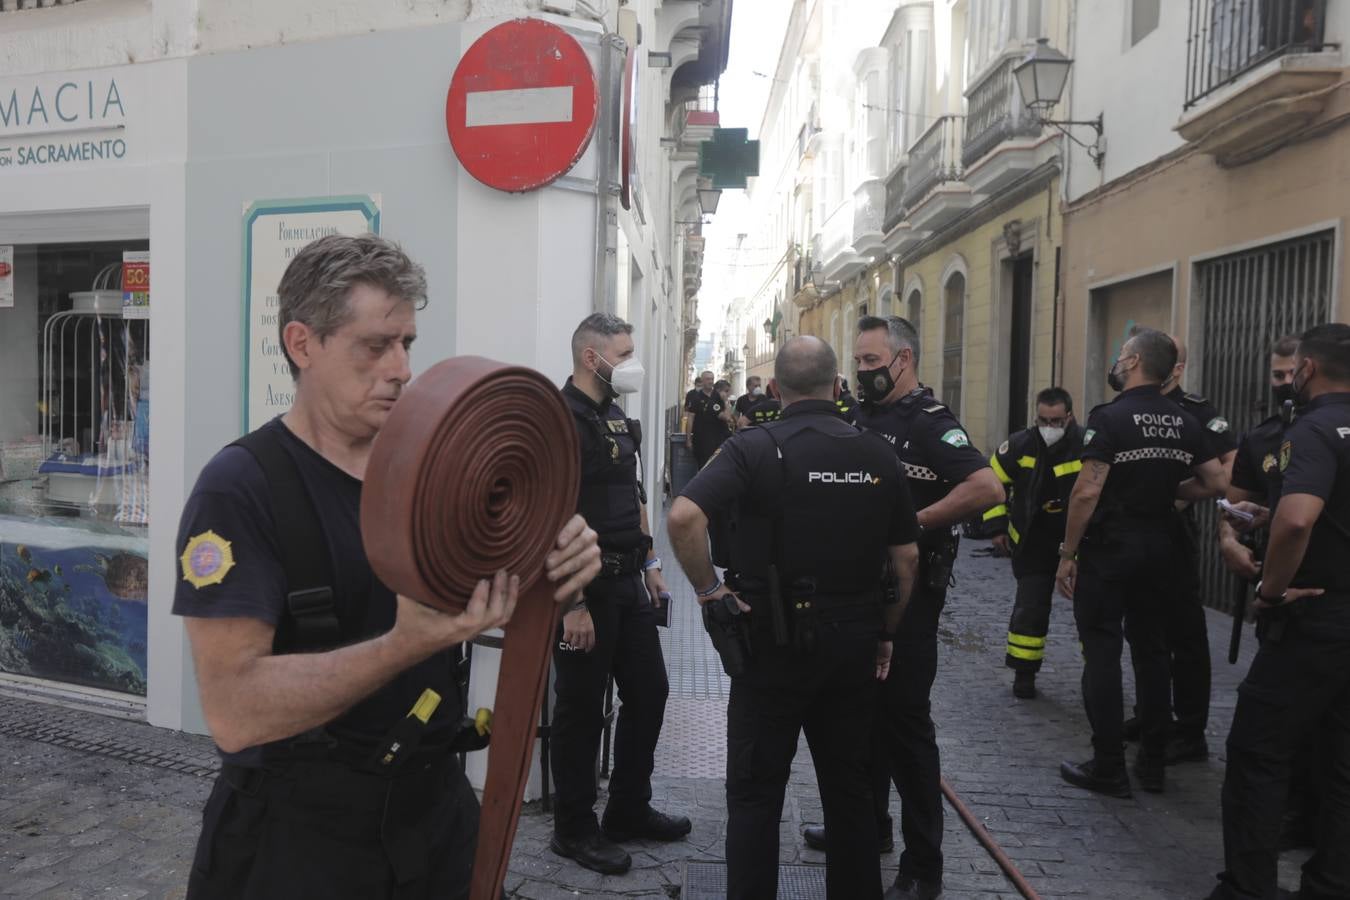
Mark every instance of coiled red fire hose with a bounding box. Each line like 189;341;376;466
361;356;580;900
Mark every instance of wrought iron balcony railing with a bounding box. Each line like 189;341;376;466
1185;0;1328;108
902;116;965;209
962;54;1044;167
883;162;908;233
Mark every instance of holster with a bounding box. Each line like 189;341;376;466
921;532;959;593
1255;599;1304;645
702;595;752;677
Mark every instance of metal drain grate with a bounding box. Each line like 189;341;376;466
684;862;827;899
0;695;220;778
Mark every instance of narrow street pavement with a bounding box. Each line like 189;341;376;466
0;530;1306;899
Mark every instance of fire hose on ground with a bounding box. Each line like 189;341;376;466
941;776;1043;900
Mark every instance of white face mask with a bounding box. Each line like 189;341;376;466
751;386;765;397
1038;425;1066;447
597;354;644;394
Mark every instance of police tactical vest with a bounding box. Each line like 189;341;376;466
729;413;897;595
564;387;646;551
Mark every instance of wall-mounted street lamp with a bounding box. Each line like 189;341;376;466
1013;38;1105;168
697;186;723;216
810;260;840;295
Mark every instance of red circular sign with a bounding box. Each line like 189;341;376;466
446;18;599;193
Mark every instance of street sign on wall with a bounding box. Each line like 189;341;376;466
240;195;381;433
446;18;599;193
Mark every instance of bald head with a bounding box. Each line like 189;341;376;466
774;336;840;403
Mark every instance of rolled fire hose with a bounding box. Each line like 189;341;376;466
361;356;580;900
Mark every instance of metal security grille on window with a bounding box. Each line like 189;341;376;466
1112;447;1195;465
0;0;90;10
904;462;939;481
1196;229;1334;614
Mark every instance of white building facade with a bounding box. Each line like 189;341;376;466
0;0;729;771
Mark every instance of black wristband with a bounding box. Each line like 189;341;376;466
879;630;896;641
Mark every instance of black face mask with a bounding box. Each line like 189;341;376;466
1271;382;1297;408
1106;358;1128;393
857;351;902;405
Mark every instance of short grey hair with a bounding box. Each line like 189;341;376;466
775;336;838;397
857;314;920;364
571;312;633;364
277;233;428;379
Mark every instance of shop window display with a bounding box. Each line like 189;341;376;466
0;241;150;697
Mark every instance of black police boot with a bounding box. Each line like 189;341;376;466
1164;733;1209;765
1013;670;1037;699
884;874;944;900
549;830;632;875
1133;754;1165;794
1122;716;1141;742
600;805;692;843
1059;758;1132;799
802;822;894;854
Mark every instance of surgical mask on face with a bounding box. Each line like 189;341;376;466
596;354;645;395
751;386;765;397
857;350;903;405
1038;425;1066;446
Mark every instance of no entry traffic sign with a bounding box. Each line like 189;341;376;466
446;18;599;193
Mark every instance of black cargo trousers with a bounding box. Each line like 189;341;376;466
1211;595;1350;900
725;602;882;900
187;754;479;899
1072;519;1186;769
1006;535;1060;673
550;571;669;838
869;534;957;884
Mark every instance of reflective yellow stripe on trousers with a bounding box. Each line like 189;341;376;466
1007;632;1045;660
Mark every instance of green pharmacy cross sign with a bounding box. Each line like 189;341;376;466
698;128;760;189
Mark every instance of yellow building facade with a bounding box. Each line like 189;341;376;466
897;177;1061;456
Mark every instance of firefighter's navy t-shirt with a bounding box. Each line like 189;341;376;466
172;417;462;766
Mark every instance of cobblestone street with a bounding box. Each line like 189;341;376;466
0;536;1306;899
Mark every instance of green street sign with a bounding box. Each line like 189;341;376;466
698;128;760;189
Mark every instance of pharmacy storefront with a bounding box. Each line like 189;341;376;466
0;16;622;753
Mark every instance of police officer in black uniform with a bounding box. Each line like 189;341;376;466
668;336;921;900
1143;335;1238;764
1217;336;1300;584
550;313;692;875
1054;327;1227;799
984;387;1084;699
1208;323;1350;900
173;234;601;900
802;315;1002;900
1216;335;1322;850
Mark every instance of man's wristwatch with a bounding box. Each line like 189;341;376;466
1255;580;1286;604
1058;543;1078;562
